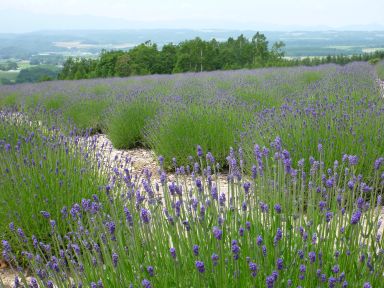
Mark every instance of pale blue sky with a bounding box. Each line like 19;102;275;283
1;0;384;32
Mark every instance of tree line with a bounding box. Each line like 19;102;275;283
58;33;286;80
53;33;384;80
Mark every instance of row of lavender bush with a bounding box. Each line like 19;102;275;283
1;135;383;287
0;63;382;176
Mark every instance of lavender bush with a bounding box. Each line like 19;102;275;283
0;112;108;250
0;63;382;176
3;140;383;287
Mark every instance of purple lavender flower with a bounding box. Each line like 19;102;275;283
182;220;191;231
142;279;151;288
274;204;282;214
193;245;199;256
260;202;269;213
30;278;38;288
49;220;56;231
231;240;240;260
363;283;371;288
249;262;258;277
321;274;327;283
241;201;247;212
276;258;283;270
316;269;322;277
195;261;205;273
106;221;115;236
257;235;263;246
112;252;118;268
40;211;50;219
374;157;384;170
309;251;316;263
211;253;219;266
147;266;154;277
158;156;164;166
140;208;151;224
348;155;358;166
262;245;267;257
219;193;226;206
351;210;362;224
211;185;218;200
170;247;176;259
14;276;20;288
325;211;333;223
246;221;251;230
17;228;26;239
196;145;203;158
124;207;133;227
329;277;337;288
213;226;223;240
252;165;257;179
332;265;340;274
273;228;282;245
243;182;251;194
361;182;372;193
206;152;215;164
160;172;167;184
266;275;275;288
9;222;15;232
272;271;278;281
299;264;306;273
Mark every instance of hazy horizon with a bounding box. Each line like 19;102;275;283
1;0;384;33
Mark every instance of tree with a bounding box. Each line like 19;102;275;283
252;32;269;67
17;66;59;83
157;44;177;74
269;41;286;65
115;54;131;77
0;61;18;71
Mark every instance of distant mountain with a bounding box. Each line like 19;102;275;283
1;10;384;33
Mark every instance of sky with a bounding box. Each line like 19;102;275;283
1;0;384;33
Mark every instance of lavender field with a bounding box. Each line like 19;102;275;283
0;62;384;287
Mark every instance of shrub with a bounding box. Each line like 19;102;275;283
5;141;384;287
107;99;158;149
0;116;107;252
377;60;384;80
63;98;111;133
145;104;250;168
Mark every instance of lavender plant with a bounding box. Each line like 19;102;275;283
0;62;383;178
0;112;108;251
377;60;384;80
3;140;383;287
